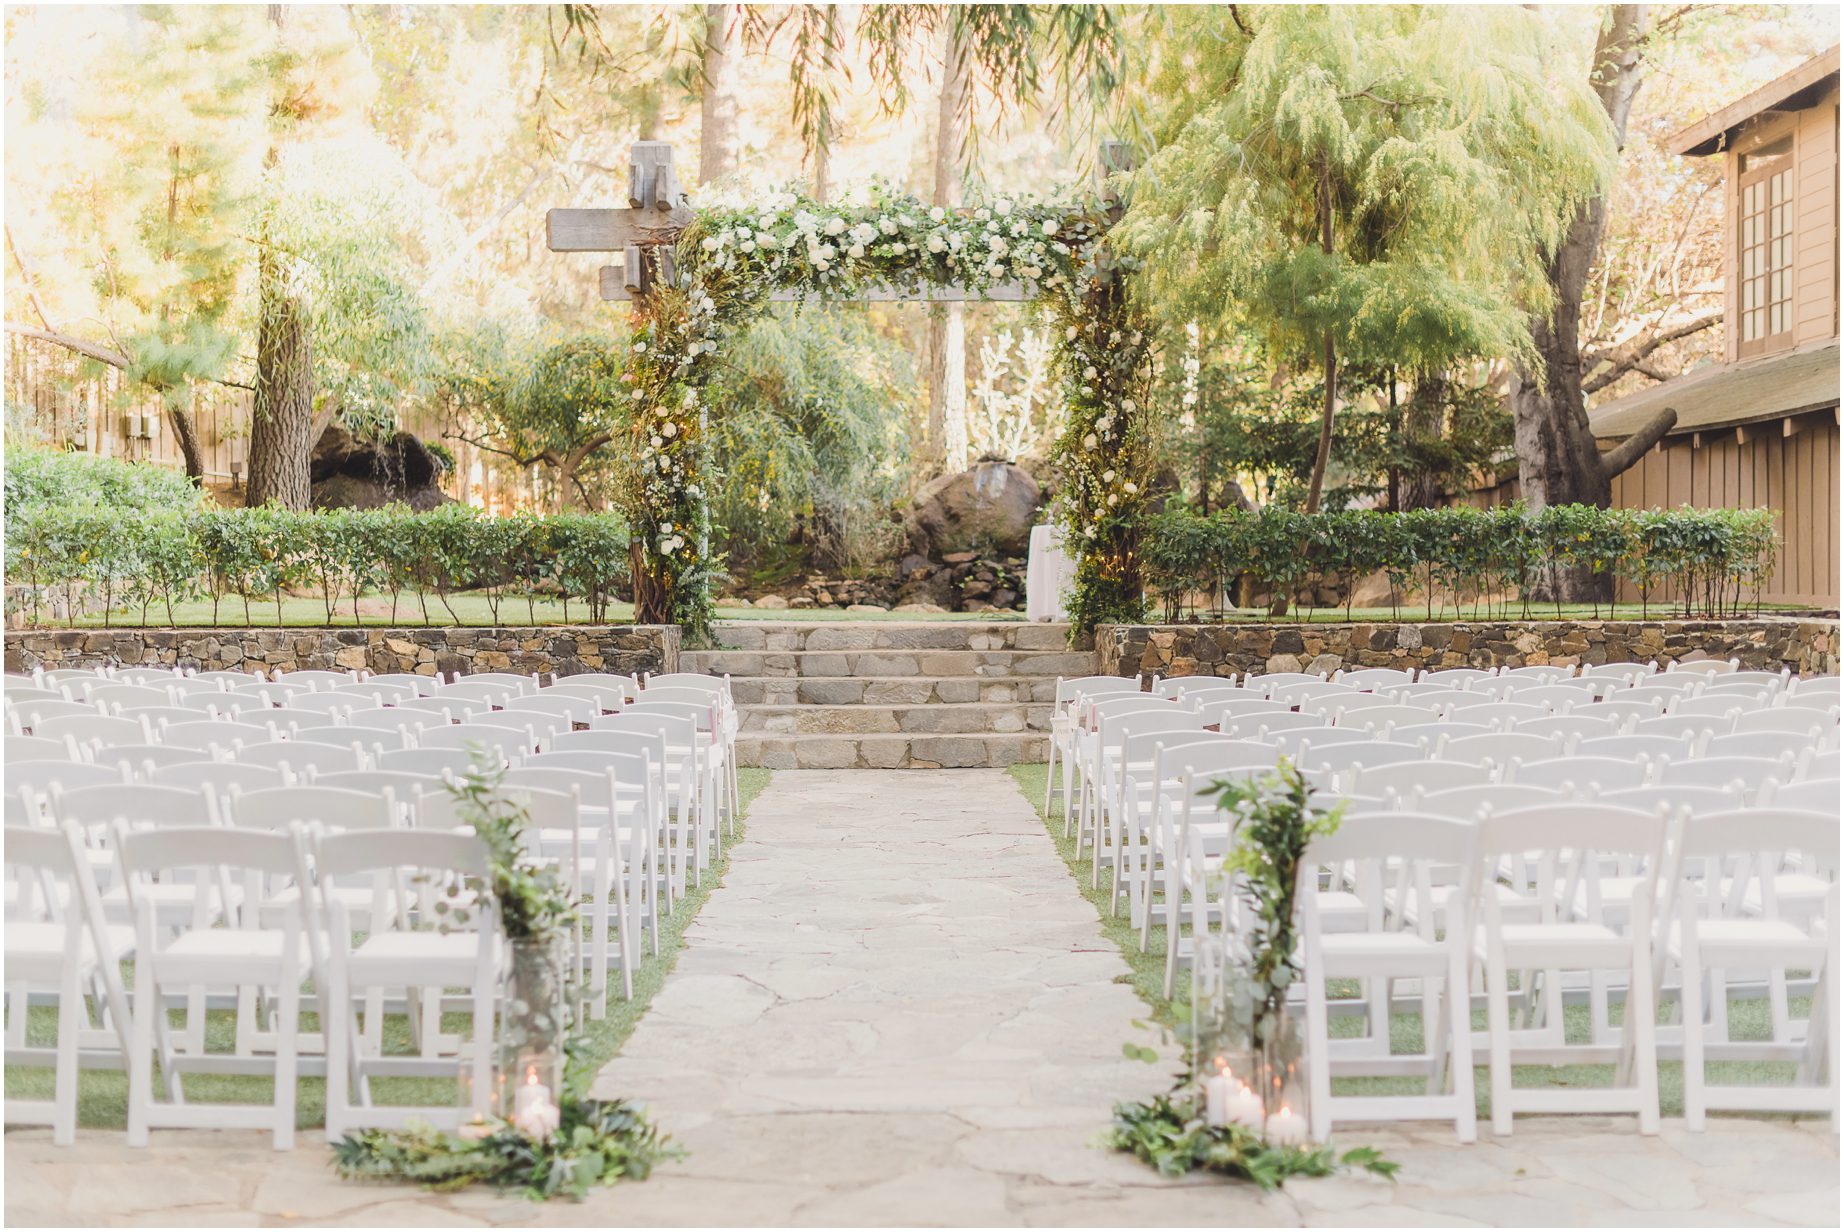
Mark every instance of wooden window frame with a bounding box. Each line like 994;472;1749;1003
1735;118;1798;358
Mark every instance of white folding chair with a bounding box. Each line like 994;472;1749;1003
1786;676;1842;705
33;713;151;751
4;822;134;1145
1046;675;1146;823
1670;808;1838;1130
1767;778;1840;813
1654;754;1796;802
1297;740;1422;788
1439;701;1548;729
1576;734;1696;763
1302;812;1480;1143
7;759;129;799
1472;803;1672;1135
1244;670;1331;698
1495;665;1577;685
1435;731;1563;770
378;746;492;781
233;739;369;778
145;761;291;799
84;683;176;711
1507;754;1653;794
160;718;278;753
293;724;409;754
1578;662;1659;688
312;827;498;1141
397;695;491;722
1511;713;1627;745
356;672;442;697
345;706;452;736
9;699;108;733
417;723;537;766
1419;668;1497;690
3;734;82;765
1346;759;1490;801
1707;729;1826;763
119;826;306;1150
1332;667;1418;690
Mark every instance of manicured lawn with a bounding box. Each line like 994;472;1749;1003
3;769;773;1130
1006;762;1809;1120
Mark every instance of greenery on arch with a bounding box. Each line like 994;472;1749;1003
618;182;1154;643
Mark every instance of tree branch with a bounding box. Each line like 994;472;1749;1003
4;321;256;390
5;225;56;331
1599;406;1678;479
1581;310;1722;394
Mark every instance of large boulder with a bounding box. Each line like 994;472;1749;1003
905;460;1042;559
310;423;452;512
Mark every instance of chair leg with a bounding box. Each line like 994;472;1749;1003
1448;957;1478;1144
273;966;300;1151
127;972;155;1148
1043;741;1058;817
324;964;350;1144
1680;941;1707;1132
54;966;81;1147
1485;950;1515;1137
1629;953;1661;1136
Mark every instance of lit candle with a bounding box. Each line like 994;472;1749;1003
514;1065;552;1115
1226;1081;1264;1128
1203;1057;1234;1126
1266;1104;1308;1146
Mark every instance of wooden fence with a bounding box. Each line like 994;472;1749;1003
4;334;549;513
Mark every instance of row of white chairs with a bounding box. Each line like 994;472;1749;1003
4;661;741;1148
1045;666;1840;1140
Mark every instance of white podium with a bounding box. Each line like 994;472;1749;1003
1025;523;1076;623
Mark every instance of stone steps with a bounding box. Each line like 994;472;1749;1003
741;702;1053;735
737;732;1048;770
726;676;1061;706
692;621;1082;768
683;648;1094;679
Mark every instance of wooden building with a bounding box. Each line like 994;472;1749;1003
1587;46;1841;608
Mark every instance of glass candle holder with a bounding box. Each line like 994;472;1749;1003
497;937;568;1139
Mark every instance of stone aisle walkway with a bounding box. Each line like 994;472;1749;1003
5;768;1837;1226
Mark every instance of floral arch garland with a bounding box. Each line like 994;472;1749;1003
620;184;1154;645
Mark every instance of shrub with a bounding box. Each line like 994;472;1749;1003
3;447;204;521
1139;504;1779;621
5;504;634;628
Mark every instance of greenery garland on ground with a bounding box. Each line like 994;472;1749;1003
330;765;677;1200
619;181;1152;642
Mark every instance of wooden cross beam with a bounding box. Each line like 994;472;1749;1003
551;138;1135;303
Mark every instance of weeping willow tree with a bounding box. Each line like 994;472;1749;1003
704;307;914;582
1117;5;1616;512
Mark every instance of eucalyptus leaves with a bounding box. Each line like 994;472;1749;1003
621;181;1151;639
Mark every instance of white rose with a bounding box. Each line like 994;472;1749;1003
757;214;776;230
682;387;697;405
1123;481;1138;495
1066;326;1078;341
1107;493;1119;507
926;234;946;254
741;240;756;253
633;341;647;352
661;522;674;534
819;243;836;259
848;243;865;259
825;216;846;236
1102;470;1116;483
1041;219;1058;236
878;216;898;235
1084;366;1098;380
701;236;719;252
852;222;877;244
1083;433;1099;450
974;207;990;221
663;422;678;438
813;257;830;271
890;242;907;255
994;198;1012;216
929;206;946;222
1123;398;1138;412
989;237;1008;257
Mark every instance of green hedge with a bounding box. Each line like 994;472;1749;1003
6;504;632;628
3;447;205;518
1140;503;1779;621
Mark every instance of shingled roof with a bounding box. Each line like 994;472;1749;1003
1587;339;1840;440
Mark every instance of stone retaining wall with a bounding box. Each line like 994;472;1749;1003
3;625;680;679
1096;617;1839;679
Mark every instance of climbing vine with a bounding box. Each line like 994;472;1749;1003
619;182;1150;643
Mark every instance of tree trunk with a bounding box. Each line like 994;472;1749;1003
926;22;969;477
167;405;206;484
698;3;742;184
1303;159;1337;513
1510;3;1650;600
247;235;315;510
1402;370;1448;511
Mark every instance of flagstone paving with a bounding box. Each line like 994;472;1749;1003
5;768;1837;1226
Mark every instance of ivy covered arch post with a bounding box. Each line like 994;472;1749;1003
547;141;1154;644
